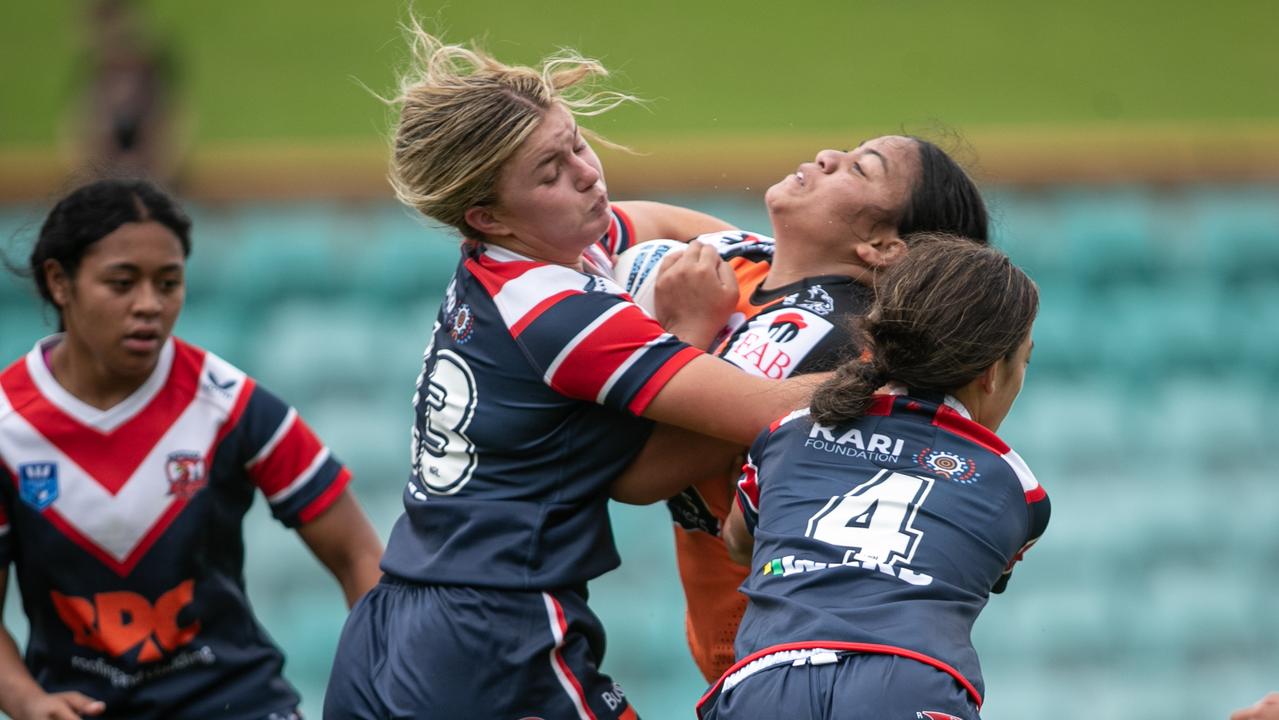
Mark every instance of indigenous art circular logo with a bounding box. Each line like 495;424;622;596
448;303;475;344
914;448;980;484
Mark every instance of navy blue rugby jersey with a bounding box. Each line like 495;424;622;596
380;209;703;590
0;336;350;719
729;393;1049;708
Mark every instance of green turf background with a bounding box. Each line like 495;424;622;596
3;0;1277;148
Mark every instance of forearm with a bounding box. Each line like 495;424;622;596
0;626;42;718
612;424;742;505
613;200;736;241
297;491;384;608
645;357;827;446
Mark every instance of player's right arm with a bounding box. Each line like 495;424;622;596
634;245;825;448
613;200;736;243
0;572;105;720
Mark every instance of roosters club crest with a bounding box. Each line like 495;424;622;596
166;452;207;500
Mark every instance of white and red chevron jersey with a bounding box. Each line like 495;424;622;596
724;392;1050;710
380;209;703;590
0;336;350;719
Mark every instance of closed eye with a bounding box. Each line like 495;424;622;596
853;161;865;177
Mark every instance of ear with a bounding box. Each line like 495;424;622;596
977;359;1002;395
854;234;907;269
463;205;510;240
43;259;72;309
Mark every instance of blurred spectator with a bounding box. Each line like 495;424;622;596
77;0;180;182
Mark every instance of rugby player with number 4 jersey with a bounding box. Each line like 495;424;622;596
700;238;1048;720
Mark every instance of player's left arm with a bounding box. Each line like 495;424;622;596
296;490;383;608
613;200;736;242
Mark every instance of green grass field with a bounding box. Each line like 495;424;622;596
4;0;1278;149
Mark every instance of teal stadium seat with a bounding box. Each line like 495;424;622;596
1181;186;1279;282
349;205;461;303
208;204;351;303
1052;187;1161;286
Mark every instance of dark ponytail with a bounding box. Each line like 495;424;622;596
811;234;1038;426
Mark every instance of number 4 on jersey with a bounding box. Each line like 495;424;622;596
805;470;934;566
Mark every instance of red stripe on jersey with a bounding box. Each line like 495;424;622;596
548;593;599;720
737;463;760;513
511;289;582;338
42;494;186;577
697;640;983;712
297;467;351;524
466;255;545;298
0;500;8;526
606;205;635;254
931;405;1010;455
208;376;255;467
549;304;668;400
1024;484;1047;503
866;395;895;416
626;346;702;416
0;342;204;495
248;414;326;497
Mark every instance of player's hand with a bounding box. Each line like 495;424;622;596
653;241;738;349
15;691;105;720
1232;692;1279;720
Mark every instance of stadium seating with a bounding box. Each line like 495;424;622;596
1;184;1276;720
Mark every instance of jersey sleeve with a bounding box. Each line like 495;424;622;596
235;384;352;528
597;205;637;257
734;428;773;535
992;450;1051;594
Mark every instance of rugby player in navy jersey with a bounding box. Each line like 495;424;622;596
695;237;1048;720
615;135;990;683
0;179;384;720
322;26;833;720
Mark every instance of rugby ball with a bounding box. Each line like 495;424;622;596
611;239;685;315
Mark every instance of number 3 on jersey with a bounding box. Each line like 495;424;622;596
411;349;478;495
805;470;934;566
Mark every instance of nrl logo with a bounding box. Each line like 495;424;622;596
166;452;207;500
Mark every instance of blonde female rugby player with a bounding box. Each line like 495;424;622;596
323;26;822;719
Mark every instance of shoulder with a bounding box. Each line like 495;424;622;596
928;404;1044;500
463;246;627;336
173;338;254;406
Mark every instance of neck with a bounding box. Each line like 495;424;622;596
47;336;151;411
484;234;584;268
763;230;872;291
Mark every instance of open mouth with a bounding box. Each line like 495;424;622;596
123;329;163;353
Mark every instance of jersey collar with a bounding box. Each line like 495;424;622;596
25;334;176;432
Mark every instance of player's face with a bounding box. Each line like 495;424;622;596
765;135;919;247
48;221;186;382
984;330;1034;433
485;103;611;265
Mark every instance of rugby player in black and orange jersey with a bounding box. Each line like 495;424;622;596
614;135;991;683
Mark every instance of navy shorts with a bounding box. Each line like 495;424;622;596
697;649;979;720
324;577;638;719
